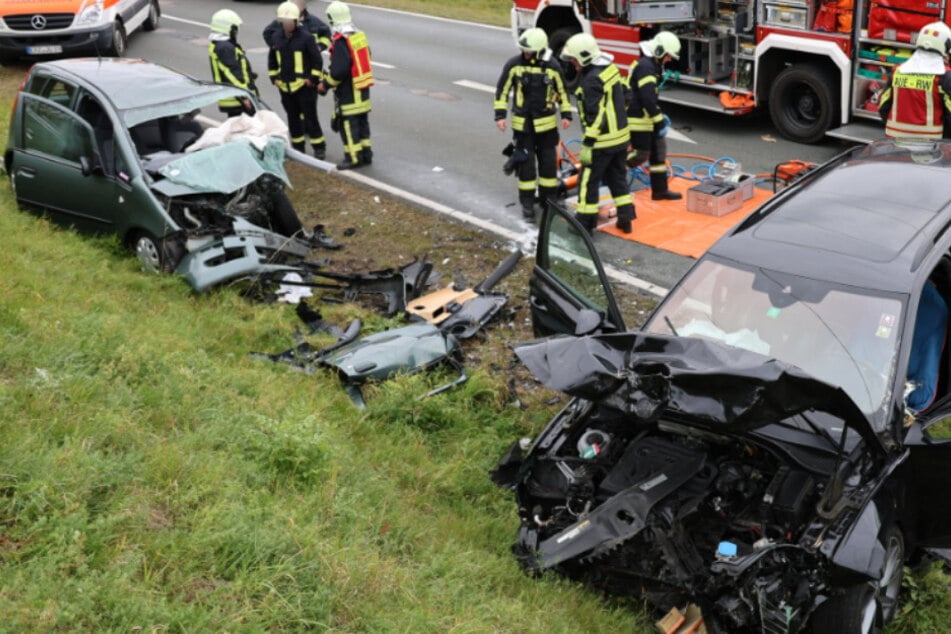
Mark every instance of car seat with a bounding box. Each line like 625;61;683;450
907;267;950;411
129;119;165;155
161;116;203;153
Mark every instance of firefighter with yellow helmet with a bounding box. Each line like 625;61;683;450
627;31;682;201
879;21;951;140
561;33;634;235
267;2;326;158
318;1;374;170
208;9;258;117
494;27;572;221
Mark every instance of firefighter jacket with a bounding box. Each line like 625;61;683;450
879;49;951;140
626;49;665;133
267;27;323;94
494;51;572;133
326;29;373;116
576;62;629;150
209;37;258;109
263;10;332;52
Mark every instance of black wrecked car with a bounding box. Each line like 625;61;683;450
493;139;951;633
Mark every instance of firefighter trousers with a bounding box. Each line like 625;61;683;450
577;145;634;230
339;113;371;164
630;130;670;194
280;88;325;152
514;129;559;211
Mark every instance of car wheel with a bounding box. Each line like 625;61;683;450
143;0;160;31
107;21;127;57
270;188;304;238
768;64;836;144
134;233;184;274
811;526;904;634
549;27;581;90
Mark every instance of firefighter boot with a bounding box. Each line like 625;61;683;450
574;212;597;235
361;149;373;166
312;143;327;161
651;172;682;201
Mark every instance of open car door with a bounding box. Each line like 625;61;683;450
529;204;626;337
903;399;951;548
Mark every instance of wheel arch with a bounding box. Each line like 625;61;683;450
537;7;583;37
754;35;849;127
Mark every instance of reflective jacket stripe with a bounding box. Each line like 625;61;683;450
347;31;374;90
886;71;945;139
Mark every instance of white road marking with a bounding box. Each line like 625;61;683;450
373;61;396;69
453;79;496;94
164;14;209;29
351;5;510;32
666;128;697;145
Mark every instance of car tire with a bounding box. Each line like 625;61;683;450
143;0;160;31
549;27;581;89
810;526;904;634
134;232;184;274
768;64;836;144
270;188;304;238
107;21;127;57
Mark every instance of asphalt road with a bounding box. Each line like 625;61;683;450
128;1;859;290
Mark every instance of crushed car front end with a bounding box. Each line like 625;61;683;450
493;333;900;633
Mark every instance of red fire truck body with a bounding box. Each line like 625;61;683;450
511;0;946;142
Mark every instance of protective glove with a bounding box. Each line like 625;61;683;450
655;114;672;138
579;145;593;167
626;148;644;169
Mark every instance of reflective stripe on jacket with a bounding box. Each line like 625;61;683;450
267;27;323;94
209;39;257;108
327;31;372;115
494;52;571;133
626;55;664;133
576;63;629;149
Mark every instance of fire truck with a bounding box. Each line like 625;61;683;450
511;0;944;143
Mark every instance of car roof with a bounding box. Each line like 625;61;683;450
711;139;951;294
33;58;243;127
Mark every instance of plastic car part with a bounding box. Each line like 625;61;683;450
308;259;436;316
251;304;363;372
175;217;311;292
321;323;467;409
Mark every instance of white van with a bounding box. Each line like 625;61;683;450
0;0;160;61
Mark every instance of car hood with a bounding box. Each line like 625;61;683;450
514;332;886;453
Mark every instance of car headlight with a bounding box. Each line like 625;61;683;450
76;0;105;26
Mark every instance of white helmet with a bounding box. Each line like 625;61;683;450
327;1;352;26
277;2;301;21
561;33;600;67
210;9;242;35
518;28;548;54
648;31;681;60
917;21;951;55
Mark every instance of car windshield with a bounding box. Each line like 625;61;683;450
643;258;902;421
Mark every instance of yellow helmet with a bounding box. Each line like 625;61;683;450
277;2;300;21
561;33;600;67
648;31;681;60
210;9;242;35
327;1;352;26
917;21;951;55
518;28;548;54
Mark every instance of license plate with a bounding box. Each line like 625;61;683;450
26;45;63;55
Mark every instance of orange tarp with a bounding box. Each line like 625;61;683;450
597;177;774;259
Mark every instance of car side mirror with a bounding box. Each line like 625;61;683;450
574;308;604;336
80;155;102;177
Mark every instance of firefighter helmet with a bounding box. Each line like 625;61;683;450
327;1;352;26
561;33;600;67
648;31;681;60
917;21;951;55
518;28;548;54
276;2;301;21
210;9;242;35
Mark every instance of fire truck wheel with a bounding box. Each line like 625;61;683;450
768;64;836;144
550;27;582;89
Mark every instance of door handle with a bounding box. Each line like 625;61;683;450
530;296;550;312
17;167;35;178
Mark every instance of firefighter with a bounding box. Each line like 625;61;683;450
318;1;374;170
560;33;634;235
267;2;326;158
626;31;682;201
263;0;332;52
879;21;951;140
208;9;258;118
494;28;572;221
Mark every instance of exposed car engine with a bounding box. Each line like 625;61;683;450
512;401;832;632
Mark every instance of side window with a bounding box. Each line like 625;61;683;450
22;96;94;164
27;77;77;108
541;212;613;313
